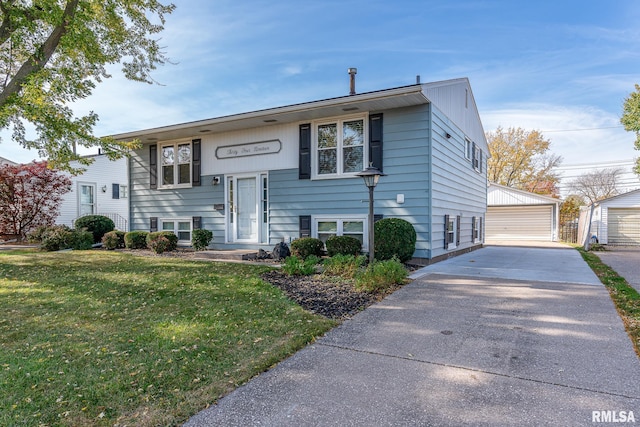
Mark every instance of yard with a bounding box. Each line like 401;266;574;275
0;250;337;426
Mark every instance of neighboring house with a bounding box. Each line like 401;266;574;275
578;189;640;245
486;183;559;242
0;156;17;166
56;154;130;231
113;77;488;263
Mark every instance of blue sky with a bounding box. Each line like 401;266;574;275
2;0;640;191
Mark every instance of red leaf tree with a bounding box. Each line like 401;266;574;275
0;162;71;240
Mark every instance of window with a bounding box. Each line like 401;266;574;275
473;144;481;172
315;116;366;178
79;183;95;216
161;219;192;243
160;141;192;187
119;185;128;199
465;139;472;160
472;216;480;242
313;216;367;249
447;217;455;246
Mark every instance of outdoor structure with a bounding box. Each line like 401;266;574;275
578;188;640;245
114;77;489;263
0;156;17;166
56;154;130;231
486;183;559;242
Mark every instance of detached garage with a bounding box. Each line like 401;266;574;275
581;189;640;245
486;183;559;241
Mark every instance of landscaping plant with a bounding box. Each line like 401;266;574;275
74;215;115;243
282;255;320;276
124;231;149;249
192;229;213;251
146;231;178;254
325;235;362;257
290;237;324;259
355;257;408;293
374;218;417;262
322;254;366;278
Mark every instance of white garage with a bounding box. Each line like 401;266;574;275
582;189;640;245
486;184;559;242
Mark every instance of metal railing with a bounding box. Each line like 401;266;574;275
73;213;128;232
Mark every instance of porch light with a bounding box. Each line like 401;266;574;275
356;165;386;264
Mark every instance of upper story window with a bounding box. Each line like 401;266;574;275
465;139;472;160
473;144;481;172
161;142;192;187
315;116;366;178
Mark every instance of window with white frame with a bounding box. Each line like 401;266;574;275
315;116;366;178
313;216;367;249
161;219;192;243
465;139;472;160
447;216;456;247
119;185;128;198
473;144;481;172
160;141;192;187
473;216;481;242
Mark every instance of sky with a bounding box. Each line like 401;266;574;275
2;0;640;194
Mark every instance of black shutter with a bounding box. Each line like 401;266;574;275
444;214;450;250
299;124;311;179
192;216;202;230
479;217;483;241
369;113;383;171
456;215;461;246
299;215;311;238
479;150;483;173
112;183;120;199
472;216;477;241
471;142;476;169
150;217;158;232
374;214;384;222
192;139;201;186
149;144;158;189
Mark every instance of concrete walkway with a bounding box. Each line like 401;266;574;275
185;246;640;427
594;246;640;294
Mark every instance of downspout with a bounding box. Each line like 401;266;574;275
426;86;433;259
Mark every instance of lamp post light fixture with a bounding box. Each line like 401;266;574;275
356;165;386;265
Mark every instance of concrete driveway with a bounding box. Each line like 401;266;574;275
185;246;640;427
593;246;640;293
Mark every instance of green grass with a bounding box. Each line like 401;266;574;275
576;247;640;357
0;251;337;426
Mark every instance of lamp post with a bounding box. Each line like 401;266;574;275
356;165;386;265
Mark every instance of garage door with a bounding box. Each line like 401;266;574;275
608;208;640;245
486;205;553;241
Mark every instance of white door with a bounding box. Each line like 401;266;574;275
608;208;640;245
79;183;96;217
236;177;257;241
486;205;553;241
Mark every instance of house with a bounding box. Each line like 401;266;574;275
0;156;17;166
56;154;130;231
486;183;560;242
113;77;489;263
578;189;640;245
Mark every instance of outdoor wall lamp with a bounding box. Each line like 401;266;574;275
356;165;386;265
212;176;220;185
101;185;107;193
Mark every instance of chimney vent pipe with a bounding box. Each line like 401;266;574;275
348;68;357;95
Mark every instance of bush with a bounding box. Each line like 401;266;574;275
30;225;93;251
124;231;149;249
192;229;213;251
282;255;320;276
355;257;408;293
74;215;115;243
102;230;125;250
374;218;417;262
322;254;366;278
290;237;324;260
147;231;178;253
325;235;362;257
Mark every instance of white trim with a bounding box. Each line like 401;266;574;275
225;172;268;244
160;218;192;245
446;215;457;250
158;140;193;189
77;182;96;217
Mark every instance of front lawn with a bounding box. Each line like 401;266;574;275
0;251;336;426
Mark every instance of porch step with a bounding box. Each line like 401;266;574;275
193;249;258;261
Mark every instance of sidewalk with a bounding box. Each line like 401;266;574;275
185;247;640;426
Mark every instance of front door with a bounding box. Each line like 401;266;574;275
79;183;96;217
228;174;268;243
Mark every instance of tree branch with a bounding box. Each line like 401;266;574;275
0;0;79;108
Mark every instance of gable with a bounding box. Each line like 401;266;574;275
488;183;558;206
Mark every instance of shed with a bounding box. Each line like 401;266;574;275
486;183;559;241
579;189;640;245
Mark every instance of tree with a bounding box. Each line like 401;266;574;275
569;168;622;204
621;84;640;176
487;126;562;195
0;161;71;240
0;0;175;171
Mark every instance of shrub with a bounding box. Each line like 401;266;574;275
325;235;362;257
38;225;73;251
102;230;125;250
192;229;213;251
147;231;178;253
74;215;115;243
27;225;52;244
290;237;324;260
124;231;149;249
374;218;417;262
70;230;94;250
282;255;320;276
322;254;366;278
355;257;408;293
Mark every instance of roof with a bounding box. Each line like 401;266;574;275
488;182;560;206
110;78;487;148
591;188;640;206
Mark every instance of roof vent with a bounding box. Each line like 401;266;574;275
348;68;357;95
